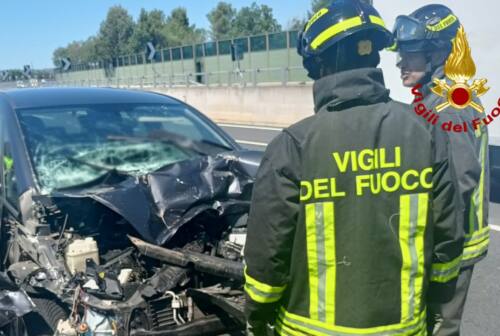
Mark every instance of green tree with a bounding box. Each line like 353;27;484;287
311;0;331;14
52;37;101;66
97;6;135;59
311;0;372;15
5;69;23;80
232;2;282;37
288;17;307;31
162;7;205;46
129;9;168;53
80;37;102;62
207;2;236;40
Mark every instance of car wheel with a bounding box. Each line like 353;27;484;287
24;296;68;336
0;317;28;336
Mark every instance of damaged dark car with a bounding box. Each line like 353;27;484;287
0;88;261;335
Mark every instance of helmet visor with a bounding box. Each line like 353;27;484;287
393;15;427;42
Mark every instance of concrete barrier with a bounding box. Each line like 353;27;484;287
152;85;314;128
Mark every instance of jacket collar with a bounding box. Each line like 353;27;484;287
313;68;390;113
421;65;445;96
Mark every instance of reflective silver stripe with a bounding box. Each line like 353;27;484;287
244;284;284;302
464;226;490;246
407;194;420;320
400;194;427;322
309;203;336;323
315;203;327;321
278;308;427;336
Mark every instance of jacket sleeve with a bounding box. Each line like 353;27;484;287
428;127;466;303
443;110;482;220
243;131;301;329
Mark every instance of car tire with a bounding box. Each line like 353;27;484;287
0;317;28;336
24;296;68;336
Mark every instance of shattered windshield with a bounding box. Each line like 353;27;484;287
16;103;233;191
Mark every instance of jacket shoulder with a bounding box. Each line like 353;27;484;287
387;99;433;135
282;115;317;145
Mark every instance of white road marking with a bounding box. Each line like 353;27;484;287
219;123;283;131
236;140;268;147
490;225;500;232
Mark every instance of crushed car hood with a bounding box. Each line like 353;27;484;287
45;150;262;245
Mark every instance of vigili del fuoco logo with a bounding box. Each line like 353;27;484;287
411;26;500;133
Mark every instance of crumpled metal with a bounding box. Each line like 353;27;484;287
48;150;261;245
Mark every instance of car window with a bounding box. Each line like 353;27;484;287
16;103;233;192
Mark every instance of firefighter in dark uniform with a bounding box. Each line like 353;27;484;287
392;5;488;335
244;1;463;335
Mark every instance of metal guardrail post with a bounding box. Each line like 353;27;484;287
282;67;289;86
240;70;246;88
217;72;221;87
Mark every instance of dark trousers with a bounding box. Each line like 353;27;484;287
427;266;474;336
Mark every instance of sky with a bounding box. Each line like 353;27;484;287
0;0;312;69
0;0;499;136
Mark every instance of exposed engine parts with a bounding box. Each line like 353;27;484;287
4;152;260;335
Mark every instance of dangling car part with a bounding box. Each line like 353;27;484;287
0;272;34;335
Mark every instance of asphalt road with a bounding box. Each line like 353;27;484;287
221;123;500;335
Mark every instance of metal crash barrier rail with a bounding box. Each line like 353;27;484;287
52;66;311;89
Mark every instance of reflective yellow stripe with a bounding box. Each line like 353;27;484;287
386;41;398;52
305;8;329;33
414;193;428;318
463;238;489;261
244;284;283;303
399;194;412;322
430;271;461;283
464;226;490;247
426;14;458;32
369;15;386;28
477;133;487;230
469;132;488;235
430;255;462;283
399;194;428;322
275;316;303;336
278;307;427;335
323;202;336;325
469;195;475;235
305;202;337;323
3;156;13;171
244;266;287;303
311;16;363;50
305;203;319;320
431;255;462;273
462;225;490;263
244;267;287;294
